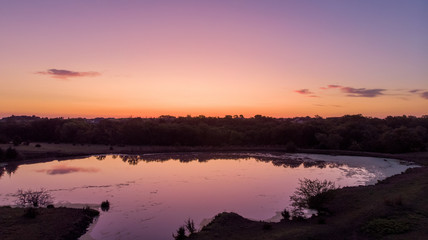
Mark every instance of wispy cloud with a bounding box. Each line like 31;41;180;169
302;84;425;99
340;87;385;97
320;85;342;90
294;89;318;97
295;89;313;95
36;69;100;79
319;84;385;97
409;89;423;93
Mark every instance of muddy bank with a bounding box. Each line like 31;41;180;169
0;206;99;240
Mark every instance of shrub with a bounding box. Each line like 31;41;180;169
46;204;55;209
290;178;336;216
35;144;41;148
15;188;53;207
173;226;187;240
101;200;110;211
281;208;291;221
185;218;196;235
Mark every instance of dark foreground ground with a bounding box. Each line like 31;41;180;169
0;207;99;240
1;143;427;240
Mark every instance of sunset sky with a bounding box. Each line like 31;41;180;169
1;0;427;118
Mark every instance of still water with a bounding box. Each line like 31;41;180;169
0;152;414;239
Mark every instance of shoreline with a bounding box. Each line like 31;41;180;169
2;142;427;166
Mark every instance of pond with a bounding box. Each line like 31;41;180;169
0;152;415;240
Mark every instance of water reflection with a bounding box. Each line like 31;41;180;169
0;153;414;240
0;163;19;178
36;165;100;175
94;152;343;169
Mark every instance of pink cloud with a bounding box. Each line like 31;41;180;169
36;69;100;79
295;89;314;95
340;87;385;97
320;85;342;90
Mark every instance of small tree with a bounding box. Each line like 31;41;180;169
281;208;291;221
15;188;53;207
185;218;196;235
173;226;187;240
290;178;336;215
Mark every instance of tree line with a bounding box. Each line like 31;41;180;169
0;114;427;153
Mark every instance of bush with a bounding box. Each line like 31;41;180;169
185;218;196;235
173;226;187;240
290;178;336;215
15;188;53;207
35;144;41;148
281;208;291;221
101;200;110;211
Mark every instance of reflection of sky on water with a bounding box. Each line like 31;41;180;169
0;153;414;240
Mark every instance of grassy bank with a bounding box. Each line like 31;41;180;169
189;164;428;239
0;207;99;240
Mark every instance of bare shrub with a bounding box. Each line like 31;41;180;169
185;218;196;235
15;188;54;207
290;178;336;216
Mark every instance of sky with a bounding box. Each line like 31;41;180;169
1;0;427;118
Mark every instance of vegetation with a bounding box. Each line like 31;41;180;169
185;218;196;235
0;147;18;162
101;200;110;212
173;226;187;240
280;208;291;221
0;114;427;153
15;189;53;208
289;178;336;216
